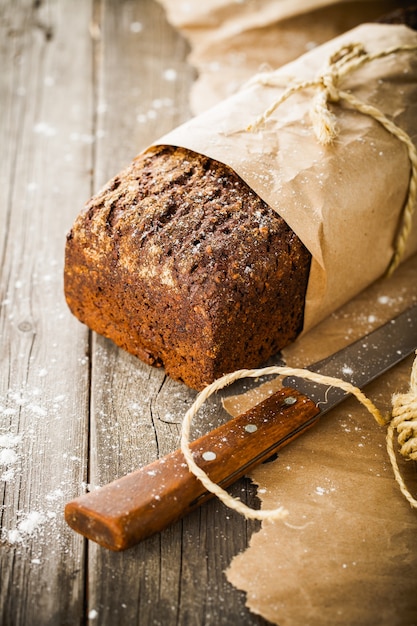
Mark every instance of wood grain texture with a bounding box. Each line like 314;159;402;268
0;0;272;624
0;1;92;624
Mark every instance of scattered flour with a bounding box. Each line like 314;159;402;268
130;21;143;33
33;121;57;137
0;383;78;554
163;68;177;81
0;434;22;448
1;468;15;481
0;448;18;466
378;295;392;305
0;433;22;481
5;511;47;545
2;487;68;551
18;511;46;536
136;97;175;125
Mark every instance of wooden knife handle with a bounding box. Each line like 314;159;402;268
65;387;320;550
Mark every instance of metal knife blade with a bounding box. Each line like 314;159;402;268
65;303;417;550
283;302;417;412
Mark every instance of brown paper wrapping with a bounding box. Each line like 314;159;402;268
151;6;417;624
224;253;417;626
155;23;417;335
156;0;405;114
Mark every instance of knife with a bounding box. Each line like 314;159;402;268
65;303;417;550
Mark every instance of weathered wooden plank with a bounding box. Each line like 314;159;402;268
0;0;273;623
86;1;271;624
0;0;93;624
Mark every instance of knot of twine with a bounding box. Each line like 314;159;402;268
387;350;417;508
180;352;417;523
246;41;417;275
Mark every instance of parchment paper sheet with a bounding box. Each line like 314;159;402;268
153;3;417;623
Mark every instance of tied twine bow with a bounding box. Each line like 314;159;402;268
180;351;417;523
247;41;417;275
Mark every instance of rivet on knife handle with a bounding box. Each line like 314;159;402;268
65;387;320;551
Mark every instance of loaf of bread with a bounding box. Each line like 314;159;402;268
65;11;417;391
64;145;311;389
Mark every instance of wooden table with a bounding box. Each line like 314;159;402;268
0;1;271;623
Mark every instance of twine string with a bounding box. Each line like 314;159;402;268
180;353;417;522
246;42;417;275
387;350;417;508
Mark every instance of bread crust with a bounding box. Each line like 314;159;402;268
64;145;311;389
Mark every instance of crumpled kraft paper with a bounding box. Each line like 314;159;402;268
154;23;417;334
155;0;405;114
224;253;417;626
151;3;417;624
